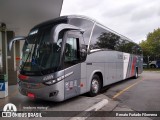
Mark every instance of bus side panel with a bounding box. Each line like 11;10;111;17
80;62;87;94
125;54;133;78
104;51;117;85
125;54;139;78
130;55;137;77
137;55;143;74
64;64;81;100
85;51;105;92
116;52;124;81
123;53;130;79
123;54;143;79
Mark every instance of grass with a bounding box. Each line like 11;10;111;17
143;68;160;71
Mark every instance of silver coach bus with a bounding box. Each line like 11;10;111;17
9;15;143;101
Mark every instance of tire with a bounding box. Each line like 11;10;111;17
89;74;101;97
133;68;138;79
150;64;156;68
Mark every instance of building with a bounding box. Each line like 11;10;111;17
0;0;63;85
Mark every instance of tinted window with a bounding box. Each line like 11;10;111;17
65;37;79;62
131;44;137;54
69;18;94;46
90;25;120;50
64;37;80;68
121;40;138;54
137;46;143;55
115;38;125;51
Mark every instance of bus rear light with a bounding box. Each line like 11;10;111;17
27;93;35;99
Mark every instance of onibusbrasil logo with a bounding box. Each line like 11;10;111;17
2;103;42;117
2;103;17;117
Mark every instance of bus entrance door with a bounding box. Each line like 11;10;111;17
63;31;83;100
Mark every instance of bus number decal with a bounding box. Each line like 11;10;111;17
0;83;5;91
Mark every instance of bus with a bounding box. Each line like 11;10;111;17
9;15;143;101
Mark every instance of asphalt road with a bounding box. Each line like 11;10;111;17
103;71;160;111
0;71;160;120
87;71;160;120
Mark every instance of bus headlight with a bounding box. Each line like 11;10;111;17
43;74;67;85
44;79;57;85
43;75;65;85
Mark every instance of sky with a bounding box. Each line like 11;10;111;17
61;0;160;43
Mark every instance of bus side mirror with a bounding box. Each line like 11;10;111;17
9;36;26;51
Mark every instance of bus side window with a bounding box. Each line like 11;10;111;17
64;37;80;68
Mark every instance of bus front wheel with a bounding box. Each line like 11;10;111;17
89;74;101;97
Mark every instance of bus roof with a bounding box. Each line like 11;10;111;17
67;15;134;42
31;15;136;44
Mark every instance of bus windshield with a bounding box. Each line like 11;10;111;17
20;26;62;74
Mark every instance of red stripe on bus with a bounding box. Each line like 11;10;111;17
131;57;137;76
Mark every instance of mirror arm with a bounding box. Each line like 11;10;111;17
9;36;26;51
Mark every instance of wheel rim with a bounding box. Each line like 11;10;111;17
91;79;99;94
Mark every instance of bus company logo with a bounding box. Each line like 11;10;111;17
2;103;42;118
2;103;17;117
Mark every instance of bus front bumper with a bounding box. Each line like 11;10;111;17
18;80;65;102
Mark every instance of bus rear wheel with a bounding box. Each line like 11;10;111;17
133;68;138;79
89;74;101;97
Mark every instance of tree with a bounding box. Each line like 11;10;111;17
139;28;160;61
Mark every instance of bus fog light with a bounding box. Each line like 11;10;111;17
49;90;59;97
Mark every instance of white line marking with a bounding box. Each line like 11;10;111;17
69;99;108;120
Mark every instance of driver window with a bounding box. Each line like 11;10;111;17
64;37;79;68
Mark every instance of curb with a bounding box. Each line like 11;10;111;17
69;99;108;120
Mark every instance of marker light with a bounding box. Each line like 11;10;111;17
18;74;28;80
27;93;35;99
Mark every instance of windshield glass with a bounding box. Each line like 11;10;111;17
20;26;62;74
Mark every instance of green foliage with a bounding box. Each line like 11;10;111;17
139;28;160;58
